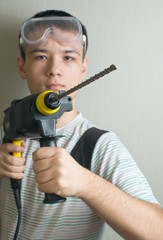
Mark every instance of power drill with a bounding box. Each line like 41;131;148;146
3;90;72;204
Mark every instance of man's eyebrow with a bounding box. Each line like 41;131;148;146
64;49;81;56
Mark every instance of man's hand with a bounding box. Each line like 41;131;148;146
33;147;90;198
0;142;26;179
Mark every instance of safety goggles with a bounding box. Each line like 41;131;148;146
20;16;86;51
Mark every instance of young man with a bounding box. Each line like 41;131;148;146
0;9;163;240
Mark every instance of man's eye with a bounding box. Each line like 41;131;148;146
35;55;47;60
64;56;74;61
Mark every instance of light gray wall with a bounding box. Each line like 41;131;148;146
0;1;163;239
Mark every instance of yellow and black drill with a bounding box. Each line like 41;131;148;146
3;90;72;204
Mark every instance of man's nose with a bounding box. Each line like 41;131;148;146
46;57;62;77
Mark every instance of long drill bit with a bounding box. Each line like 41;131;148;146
52;64;117;102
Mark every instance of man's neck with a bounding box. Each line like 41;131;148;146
56;110;78;129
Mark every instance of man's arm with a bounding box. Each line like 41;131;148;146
33;147;163;240
78;169;163;240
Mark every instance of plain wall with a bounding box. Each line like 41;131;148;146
0;1;163;239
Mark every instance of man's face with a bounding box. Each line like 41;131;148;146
17;34;88;103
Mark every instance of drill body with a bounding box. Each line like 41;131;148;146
3;90;72;204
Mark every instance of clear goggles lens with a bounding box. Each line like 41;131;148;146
20;16;86;50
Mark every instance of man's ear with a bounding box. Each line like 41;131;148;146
81;57;88;81
17;56;26;79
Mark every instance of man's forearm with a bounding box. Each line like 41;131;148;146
79;171;163;240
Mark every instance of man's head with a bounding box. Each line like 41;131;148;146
19;10;88;61
17;9;88;104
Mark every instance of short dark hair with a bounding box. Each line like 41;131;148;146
19;9;88;61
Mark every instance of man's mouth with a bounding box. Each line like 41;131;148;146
46;83;65;92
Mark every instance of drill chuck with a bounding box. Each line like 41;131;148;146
36;91;61;115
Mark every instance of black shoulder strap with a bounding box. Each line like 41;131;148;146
70;127;108;170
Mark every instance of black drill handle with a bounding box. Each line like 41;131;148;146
40;137;66;204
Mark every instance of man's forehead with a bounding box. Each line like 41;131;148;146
26;40;82;56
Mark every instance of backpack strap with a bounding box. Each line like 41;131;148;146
70;127;108;170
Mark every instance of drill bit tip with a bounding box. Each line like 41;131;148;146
109;64;117;71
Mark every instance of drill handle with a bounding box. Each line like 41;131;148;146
10;140;22;210
40;137;66;204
